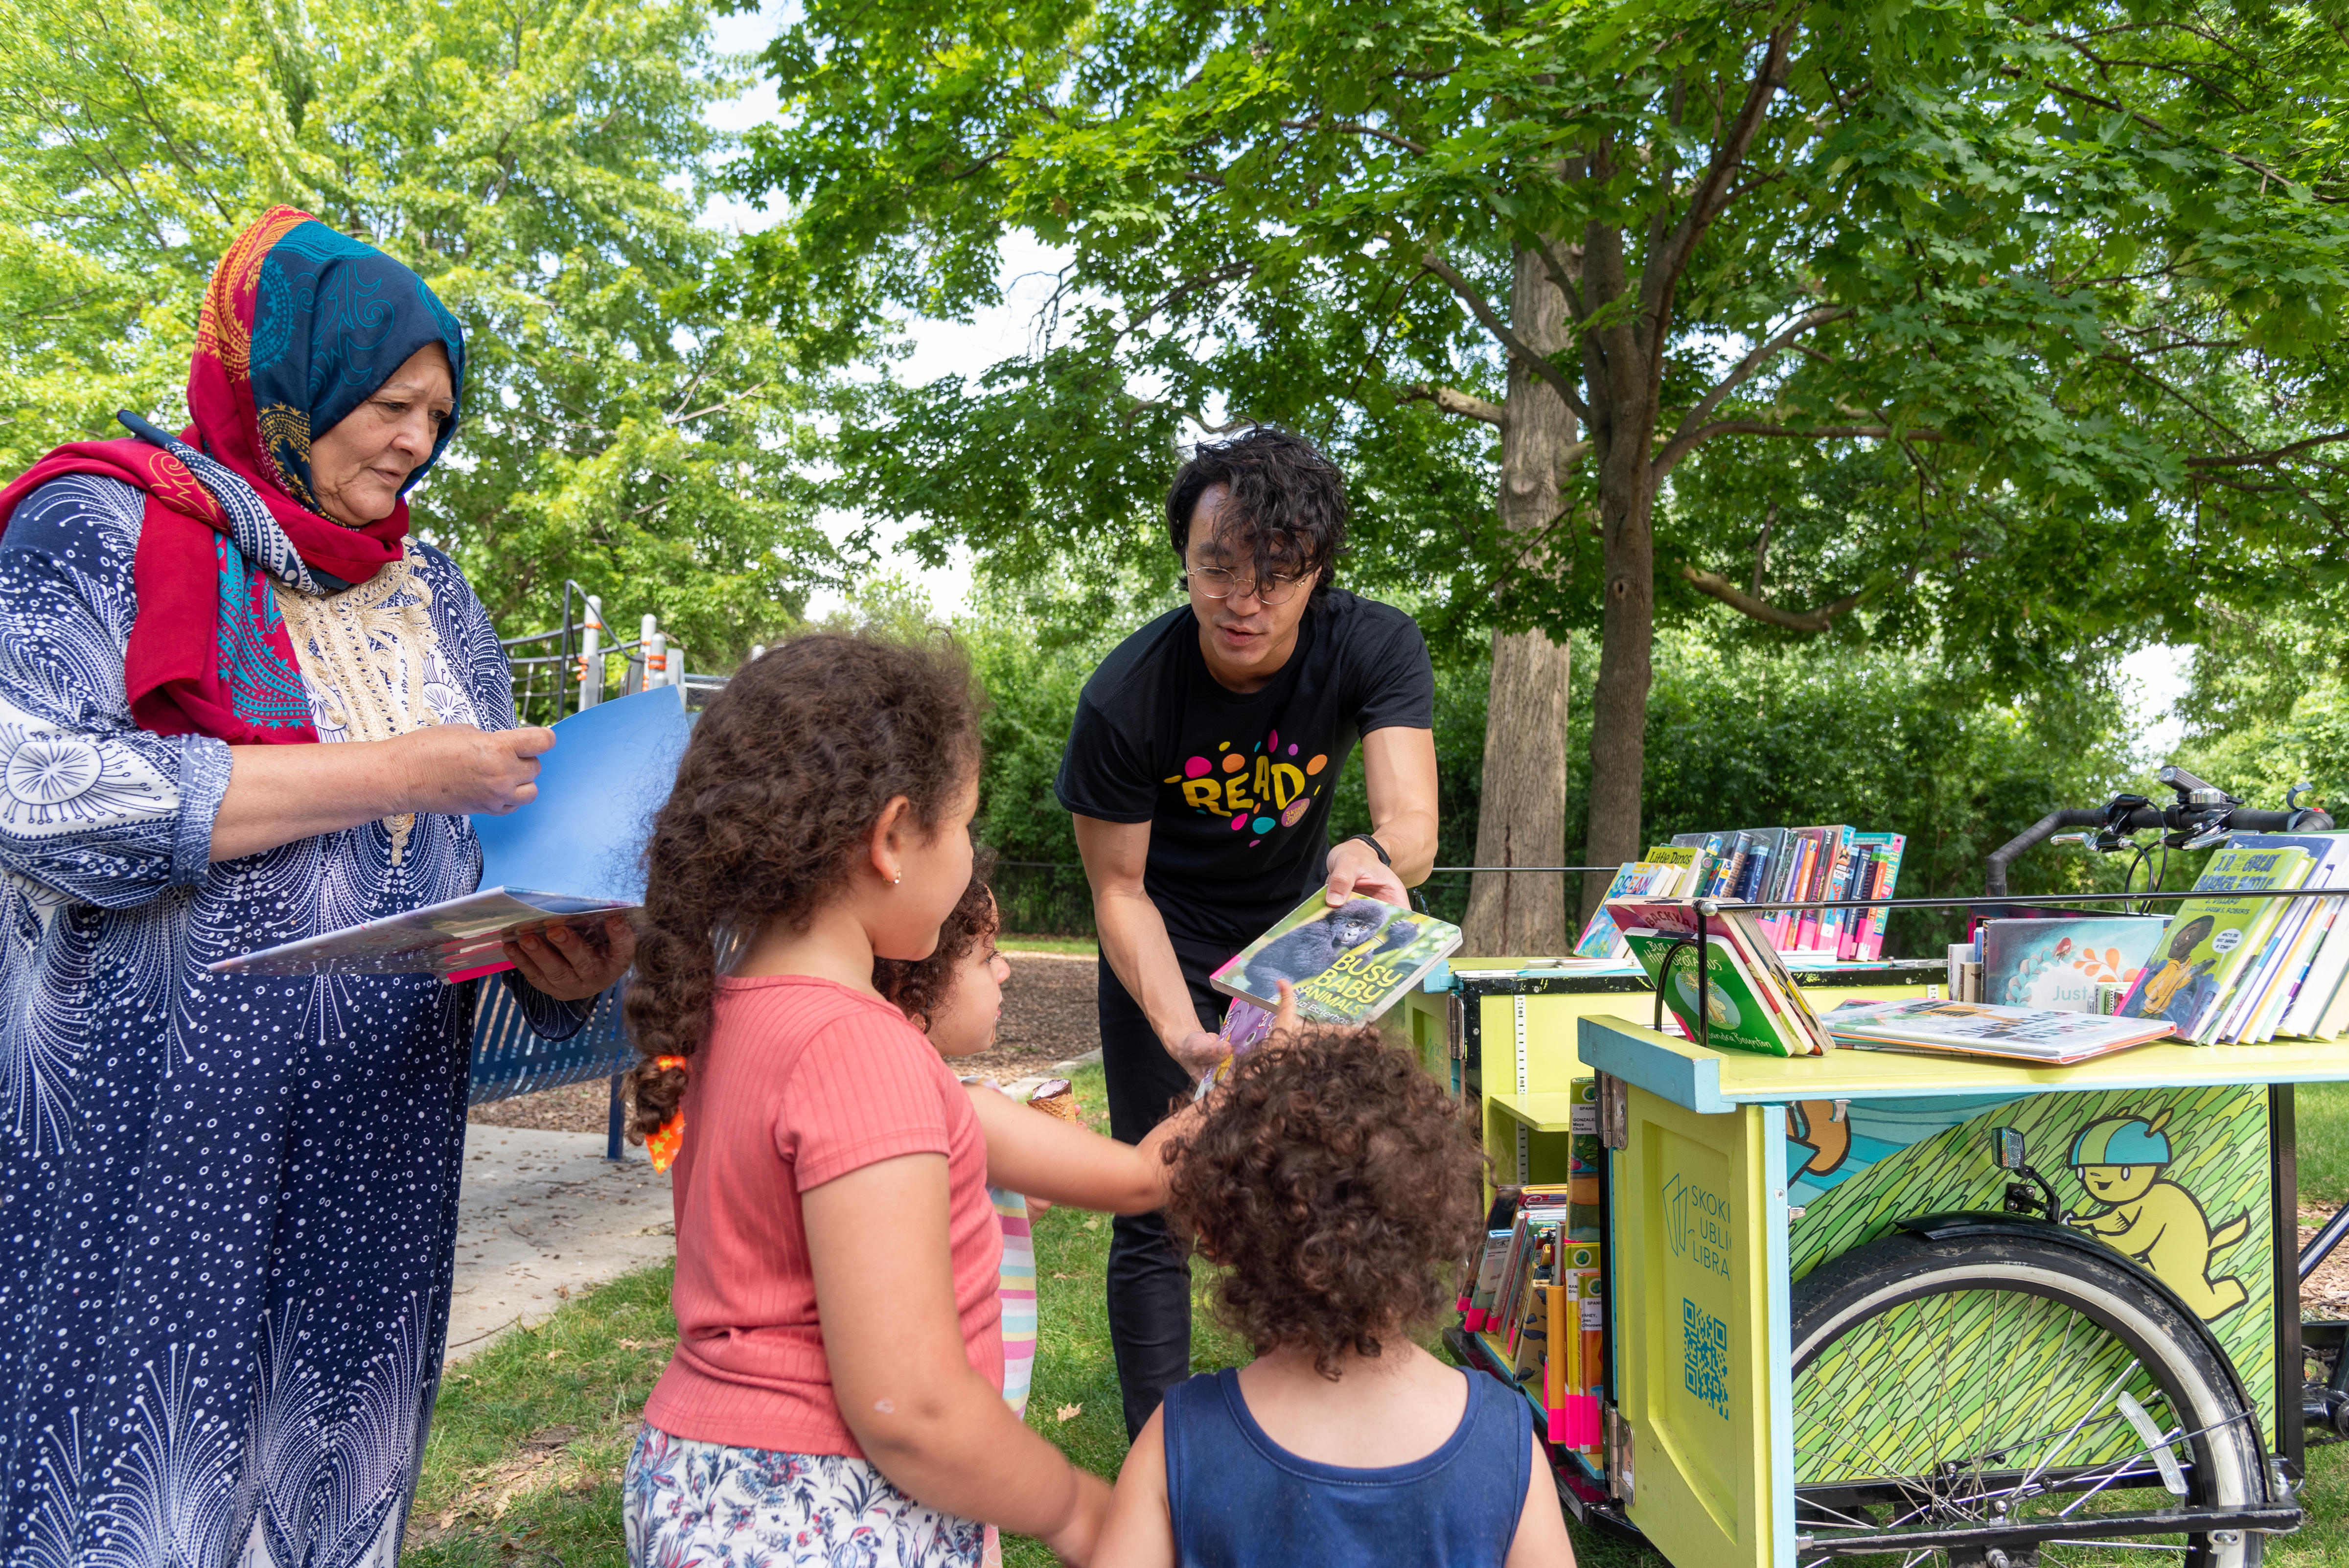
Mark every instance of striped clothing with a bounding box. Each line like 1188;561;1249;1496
995;1189;1038;1416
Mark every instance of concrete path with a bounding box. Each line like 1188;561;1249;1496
444;1126;674;1365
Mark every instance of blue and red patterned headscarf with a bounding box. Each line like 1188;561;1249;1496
0;206;467;744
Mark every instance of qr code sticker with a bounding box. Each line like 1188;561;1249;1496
1682;1297;1729;1417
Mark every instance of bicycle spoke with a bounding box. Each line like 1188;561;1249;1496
1795;1241;2257;1568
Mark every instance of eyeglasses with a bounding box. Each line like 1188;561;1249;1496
1184;566;1307;607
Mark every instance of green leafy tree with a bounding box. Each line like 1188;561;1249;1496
2166;590;2349;813
0;0;832;668
731;0;2349;950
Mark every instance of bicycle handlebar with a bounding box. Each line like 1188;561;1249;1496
1985;801;2336;896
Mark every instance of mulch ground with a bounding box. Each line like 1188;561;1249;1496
468;954;1105;1135
2307;1214;2349;1320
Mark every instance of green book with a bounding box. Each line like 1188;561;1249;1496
1622;926;1816;1057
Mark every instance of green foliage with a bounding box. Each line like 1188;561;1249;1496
1325;644;1502;922
729;0;2349;669
1633;626;2149;955
0;0;833;658
958;584;1180;864
2166;590;2349;816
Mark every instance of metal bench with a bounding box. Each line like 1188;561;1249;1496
468;979;634;1158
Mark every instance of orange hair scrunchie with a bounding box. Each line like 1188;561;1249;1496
645;1055;688;1173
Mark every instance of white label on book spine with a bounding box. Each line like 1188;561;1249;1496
1582;1299;1604;1329
1571;1104;1598;1134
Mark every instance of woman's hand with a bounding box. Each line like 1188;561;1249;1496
504;913;636;1001
212;724;555;862
384;723;553;815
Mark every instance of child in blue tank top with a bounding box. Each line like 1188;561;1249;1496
1096;1024;1575;1568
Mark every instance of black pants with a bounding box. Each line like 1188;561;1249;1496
1099;937;1231;1440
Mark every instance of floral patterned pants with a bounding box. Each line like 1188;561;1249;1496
624;1425;987;1568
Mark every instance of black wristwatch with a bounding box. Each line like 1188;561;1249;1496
1346;833;1392;867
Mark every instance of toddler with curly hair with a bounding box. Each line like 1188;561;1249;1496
1096;1026;1574;1568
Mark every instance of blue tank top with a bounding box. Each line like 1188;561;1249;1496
1161;1365;1531;1568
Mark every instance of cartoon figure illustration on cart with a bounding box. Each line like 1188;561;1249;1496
2065;1108;2248;1320
1787;1099;1851;1179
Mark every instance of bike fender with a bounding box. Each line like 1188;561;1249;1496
1895;1208;2271;1486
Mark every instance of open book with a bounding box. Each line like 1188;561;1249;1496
208;685;692;981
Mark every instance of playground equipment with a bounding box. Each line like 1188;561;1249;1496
470;589;728;1148
496;582;705;727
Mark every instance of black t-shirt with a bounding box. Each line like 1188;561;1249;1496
1054;590;1435;949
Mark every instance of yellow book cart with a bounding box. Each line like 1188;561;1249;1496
1400;962;2344;1568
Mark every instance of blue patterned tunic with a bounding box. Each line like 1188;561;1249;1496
0;472;578;1568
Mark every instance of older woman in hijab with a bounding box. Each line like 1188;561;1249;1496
0;206;632;1568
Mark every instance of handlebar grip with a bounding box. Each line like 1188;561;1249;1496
2230;807;2336;832
1985;808;2108;896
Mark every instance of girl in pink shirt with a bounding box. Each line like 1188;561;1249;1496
617;634;1197;1568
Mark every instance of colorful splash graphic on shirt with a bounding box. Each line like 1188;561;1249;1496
1162;729;1328;849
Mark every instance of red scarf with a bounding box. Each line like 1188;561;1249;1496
0;207;435;744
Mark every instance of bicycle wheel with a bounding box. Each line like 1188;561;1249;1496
1792;1229;2270;1568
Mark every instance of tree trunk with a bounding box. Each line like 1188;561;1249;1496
1577;353;1658;924
1462;246;1575;958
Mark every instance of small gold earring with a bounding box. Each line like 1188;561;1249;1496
892;876;900;885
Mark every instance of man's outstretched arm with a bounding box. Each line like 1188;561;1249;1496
1073;814;1224;1078
1321;725;1439;906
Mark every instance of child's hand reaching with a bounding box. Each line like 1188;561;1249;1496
1168;978;1303;1081
1180;981;1301;1094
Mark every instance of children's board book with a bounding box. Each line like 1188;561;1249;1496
1826;997;2175;1064
1572;861;1685;959
2115;843;2313;1040
1607;898;1831;1057
210;686;692;982
1209;894;1462;1023
1981;917;2167;1013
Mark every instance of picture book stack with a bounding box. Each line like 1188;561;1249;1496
1943;914;2169;1009
1822;997;2176;1065
1604;895;2193;1063
1571;827;1904;964
1461;1083;1607;1461
1603;897;1834;1056
2113;834;2349;1043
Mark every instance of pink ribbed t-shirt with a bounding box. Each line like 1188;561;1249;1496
643;975;1004;1455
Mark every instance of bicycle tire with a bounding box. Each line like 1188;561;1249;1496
1791;1228;2268;1568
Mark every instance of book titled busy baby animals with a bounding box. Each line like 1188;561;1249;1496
1210;894;1463;1024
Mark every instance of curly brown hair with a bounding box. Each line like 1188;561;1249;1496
622;633;981;1140
872;853;997;1031
1164;1026;1485;1379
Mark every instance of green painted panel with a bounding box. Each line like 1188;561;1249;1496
1787;1083;2275;1475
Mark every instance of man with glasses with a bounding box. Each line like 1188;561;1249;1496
1055;426;1439;1437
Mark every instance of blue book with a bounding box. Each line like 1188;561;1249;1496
211;686;691;979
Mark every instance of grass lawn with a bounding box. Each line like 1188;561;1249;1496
403;1065;2349;1566
996;933;1101;958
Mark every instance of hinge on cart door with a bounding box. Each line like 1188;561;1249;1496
1597;1072;1629;1150
1604;1404;1635;1506
1445;993;1464;1060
